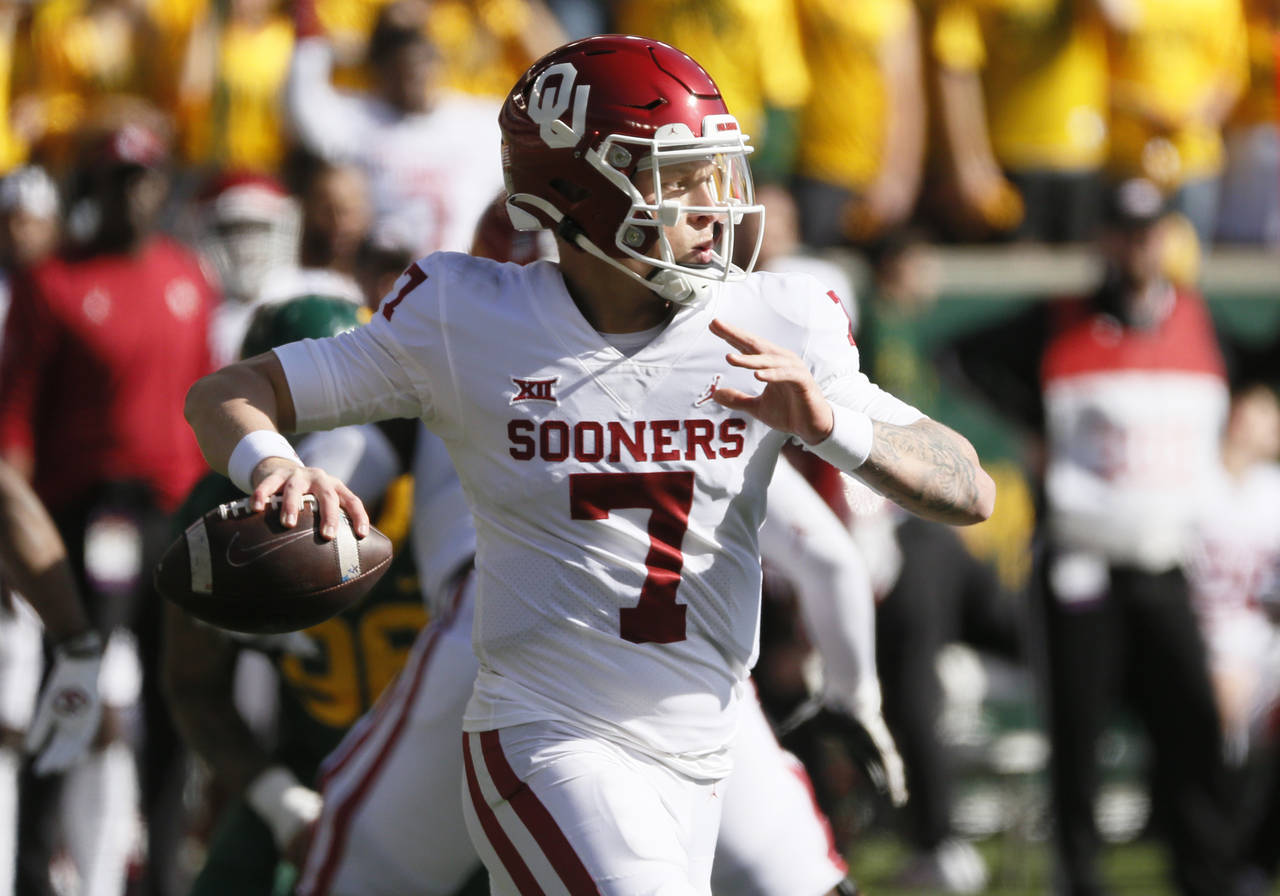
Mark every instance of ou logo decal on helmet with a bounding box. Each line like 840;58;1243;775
528;62;590;149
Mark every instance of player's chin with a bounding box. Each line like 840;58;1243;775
680;254;721;271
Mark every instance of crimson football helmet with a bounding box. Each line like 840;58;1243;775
499;34;764;306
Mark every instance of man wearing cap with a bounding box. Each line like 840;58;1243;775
944;178;1238;896
0;122;217;896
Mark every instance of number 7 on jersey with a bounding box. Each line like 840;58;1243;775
569;471;694;644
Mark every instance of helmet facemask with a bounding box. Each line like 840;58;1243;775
554;116;760;307
582;116;763;306
199;183;301;304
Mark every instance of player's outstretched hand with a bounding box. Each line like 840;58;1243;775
249;457;369;540
778;699;909;809
709;318;834;445
25;631;103;775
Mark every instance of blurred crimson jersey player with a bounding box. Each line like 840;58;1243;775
0;122;216;896
187;35;993;894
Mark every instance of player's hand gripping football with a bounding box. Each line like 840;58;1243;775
249;456;369;541
709;318;835;446
25;631;103;775
777;698;909;809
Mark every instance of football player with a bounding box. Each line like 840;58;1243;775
187;35;993;894
288;194;898;896
0;457;105;895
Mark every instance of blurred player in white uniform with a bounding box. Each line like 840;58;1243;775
1185;383;1280;759
194;171;304;366
0;456;115;895
285;0;503;257
187;34;993;894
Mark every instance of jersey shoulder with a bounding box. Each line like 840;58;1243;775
376;252;543;338
740;269;850;329
416;251;549;308
726;270;858;361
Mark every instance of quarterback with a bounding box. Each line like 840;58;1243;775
186;34;994;895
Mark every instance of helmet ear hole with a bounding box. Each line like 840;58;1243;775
550;178;589;203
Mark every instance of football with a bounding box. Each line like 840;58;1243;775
154;495;393;634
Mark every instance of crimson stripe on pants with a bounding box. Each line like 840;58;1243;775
317;572;470;788
463;731;545;894
298;619;447;895
478;730;600;894
787;759;846;872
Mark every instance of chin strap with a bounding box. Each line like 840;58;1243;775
647;268;706;305
561;219;714;307
512;193;717;307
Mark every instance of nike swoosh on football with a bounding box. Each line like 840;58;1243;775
225;528;318;568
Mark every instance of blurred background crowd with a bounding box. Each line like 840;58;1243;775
0;0;1278;895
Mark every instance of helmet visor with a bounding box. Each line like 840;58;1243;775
614;140;763;282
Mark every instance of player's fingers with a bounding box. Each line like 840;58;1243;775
710;318;779;355
752;364;810;384
23;708;50;755
335;482;370;539
711;386;759;411
34;736;73;776
306;474;347;540
250;469;289;512
278;472;318;528
724;350;790;371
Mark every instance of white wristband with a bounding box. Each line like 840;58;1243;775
228;431;303;494
805;404;875;471
246;765;322;850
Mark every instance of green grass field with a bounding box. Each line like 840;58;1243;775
847;833;1180;895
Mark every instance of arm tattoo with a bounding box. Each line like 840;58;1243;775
856;418;984;524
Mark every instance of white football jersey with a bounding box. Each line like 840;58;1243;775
1040;294;1229;571
1186;462;1280;637
286;39;503;256
411;422;478;608
275;252;918;778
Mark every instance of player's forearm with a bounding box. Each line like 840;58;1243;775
162;612;272;795
857;418;995;525
185;355;297;474
173;697;272;796
0;460;90;640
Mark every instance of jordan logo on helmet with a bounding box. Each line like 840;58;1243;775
528;62;590;149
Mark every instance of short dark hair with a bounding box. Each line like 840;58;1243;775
368;3;431;63
1104;178;1168;231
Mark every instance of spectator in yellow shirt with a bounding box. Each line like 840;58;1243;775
1102;0;1249;242
177;0;296;172
790;0;926;249
929;0;1110;243
612;0;811;183
17;0;175;175
308;0;563;99
425;0;565;99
